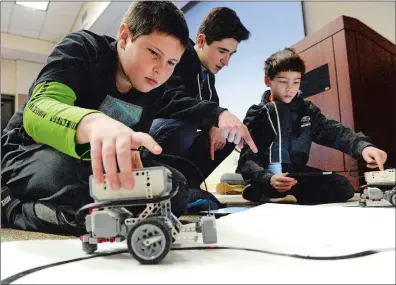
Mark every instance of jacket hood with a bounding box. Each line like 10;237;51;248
261;90;271;104
181;39;203;75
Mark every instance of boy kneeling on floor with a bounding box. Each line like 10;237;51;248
1;2;256;235
237;48;387;205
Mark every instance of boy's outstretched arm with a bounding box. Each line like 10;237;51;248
310;104;387;170
360;146;387;171
23;31;102;158
24;81;101;158
75;113;162;190
23;31;160;190
237;104;277;186
157;77;258;153
25;86;162;191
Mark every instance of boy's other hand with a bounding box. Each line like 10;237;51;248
362;146;387;171
76;113;162;190
270;173;297;192
209;127;226;160
218;111;258;153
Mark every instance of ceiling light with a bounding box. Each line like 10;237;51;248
16;2;49;11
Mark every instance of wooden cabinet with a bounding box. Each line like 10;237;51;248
292;16;396;189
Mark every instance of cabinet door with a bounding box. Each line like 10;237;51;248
355;34;396;168
299;37;345;172
333;30;360;182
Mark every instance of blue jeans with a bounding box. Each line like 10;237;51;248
149;118;197;156
149;118;235;188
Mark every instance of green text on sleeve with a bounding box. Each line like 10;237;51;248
23;81;101;159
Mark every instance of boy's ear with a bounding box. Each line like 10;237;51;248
264;76;271;87
118;23;131;49
196;34;206;48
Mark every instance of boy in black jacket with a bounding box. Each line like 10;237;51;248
237;48;387;204
1;2;257;235
150;7;251;189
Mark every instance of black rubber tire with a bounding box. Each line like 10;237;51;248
127;218;171;264
390;192;396;206
82;242;97;254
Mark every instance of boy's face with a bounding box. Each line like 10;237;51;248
196;34;238;74
117;24;185;93
265;71;302;104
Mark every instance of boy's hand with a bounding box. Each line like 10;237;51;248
209;127;226;160
362;146;387;171
218;111;258;153
76;113;162;190
270;173;297;192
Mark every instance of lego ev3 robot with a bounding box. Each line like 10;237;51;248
77;166;217;264
359;168;396;207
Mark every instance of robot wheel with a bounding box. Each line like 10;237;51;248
127;217;172;264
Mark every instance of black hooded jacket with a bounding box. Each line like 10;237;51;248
236;90;373;186
157;39;224;129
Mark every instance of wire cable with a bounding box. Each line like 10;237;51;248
1;246;394;284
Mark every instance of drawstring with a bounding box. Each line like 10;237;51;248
207;76;212;101
272;102;282;164
263;103;282;164
196;74;202;100
196;73;212;101
263;105;277;135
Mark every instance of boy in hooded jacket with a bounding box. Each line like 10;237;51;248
149;7;252;190
237;48;387;204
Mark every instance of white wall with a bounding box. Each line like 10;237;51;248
184;2;305;189
303;1;396;44
1;58;43;110
1;59;16;95
72;1;110;31
15;60;43;95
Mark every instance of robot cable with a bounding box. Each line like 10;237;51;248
2;246;394;284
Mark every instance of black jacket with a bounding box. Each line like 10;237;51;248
157;39;224;129
236;90;373;185
1;31;226;162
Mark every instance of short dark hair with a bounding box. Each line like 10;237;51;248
264;48;306;80
121;1;189;48
197;7;250;45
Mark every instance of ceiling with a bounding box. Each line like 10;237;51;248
90;1;191;38
1;1;190;64
1;1;83;43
